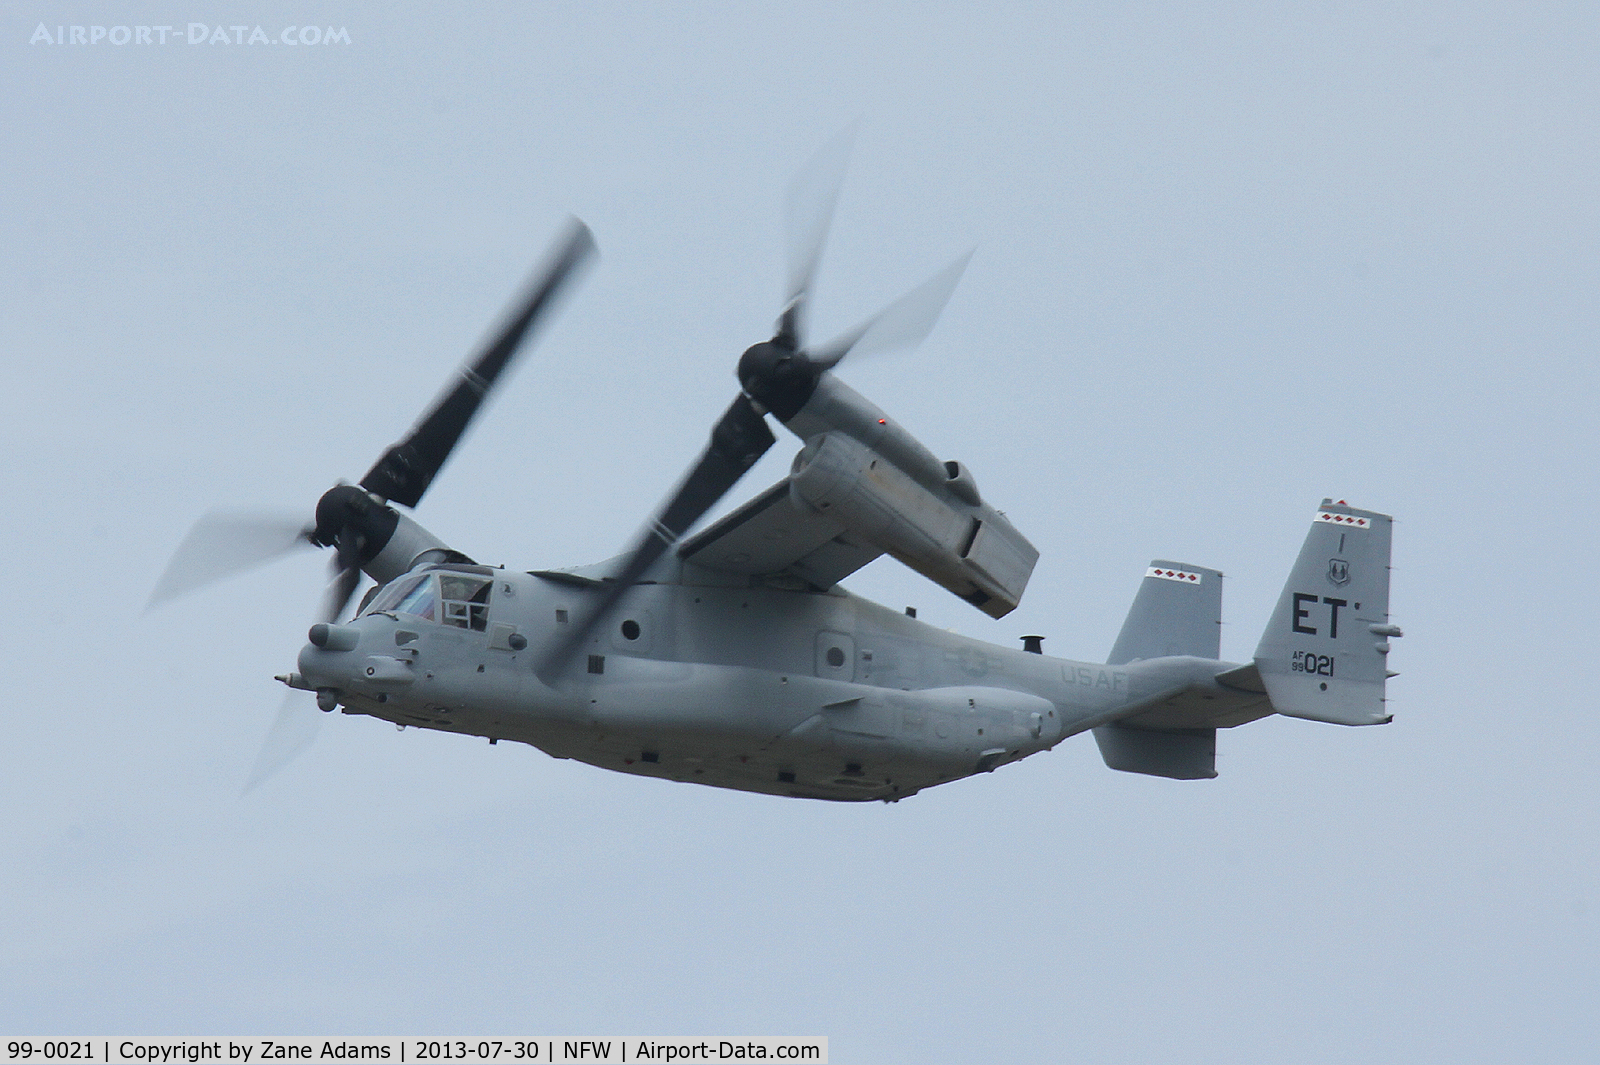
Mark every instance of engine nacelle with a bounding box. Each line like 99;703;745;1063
363;508;471;586
790;432;1038;618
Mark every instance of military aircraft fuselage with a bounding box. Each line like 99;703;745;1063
292;563;1244;801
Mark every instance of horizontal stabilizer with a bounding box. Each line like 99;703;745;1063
1253;500;1396;726
1093;723;1217;780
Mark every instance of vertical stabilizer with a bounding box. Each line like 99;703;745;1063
1096;560;1224;780
1108;561;1222;664
1253;500;1396;726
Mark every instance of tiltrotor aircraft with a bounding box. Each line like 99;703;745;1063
152;140;1401;800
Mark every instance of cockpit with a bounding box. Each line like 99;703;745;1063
361;567;493;632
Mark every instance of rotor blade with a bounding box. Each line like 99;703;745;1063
319;550;363;625
243;690;323;795
147;511;314;609
539;394;775;681
810;249;973;370
779;126;856;348
362;218;598;508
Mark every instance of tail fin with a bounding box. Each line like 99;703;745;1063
1108;561;1222;664
1253;500;1397;726
1096;561;1224;780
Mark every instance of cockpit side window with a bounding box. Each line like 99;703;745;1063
439;574;492;631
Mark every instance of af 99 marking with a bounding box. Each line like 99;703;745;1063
1292;650;1334;677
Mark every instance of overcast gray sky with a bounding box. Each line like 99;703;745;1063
4;3;1597;1061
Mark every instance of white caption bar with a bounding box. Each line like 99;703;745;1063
1145;566;1202;583
1;1041;826;1065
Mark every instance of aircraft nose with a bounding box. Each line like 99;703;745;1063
307;622;360;651
297;626;359;691
298;619;420;702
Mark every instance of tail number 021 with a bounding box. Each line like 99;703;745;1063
1292;650;1334;677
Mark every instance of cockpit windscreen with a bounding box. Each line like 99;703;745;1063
361;570;491;631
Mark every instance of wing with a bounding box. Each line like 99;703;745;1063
677;477;882;590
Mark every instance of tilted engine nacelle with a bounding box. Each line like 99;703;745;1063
789;430;1038;618
313;484;474;590
774;372;1039;617
677;370;1039;617
363;508;472;586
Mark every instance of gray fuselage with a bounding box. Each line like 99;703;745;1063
294;561;1238;801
